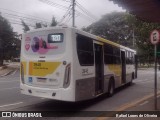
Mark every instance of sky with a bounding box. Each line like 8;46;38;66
0;0;125;34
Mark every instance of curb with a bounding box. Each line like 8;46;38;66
95;91;160;120
0;66;7;70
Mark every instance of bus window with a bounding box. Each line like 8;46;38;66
104;54;113;64
104;44;113;54
104;44;120;64
76;34;94;66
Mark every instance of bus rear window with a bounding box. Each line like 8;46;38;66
48;33;63;43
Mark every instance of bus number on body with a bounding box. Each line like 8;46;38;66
34;63;41;67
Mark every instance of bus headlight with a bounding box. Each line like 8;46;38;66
63;64;71;88
20;63;25;84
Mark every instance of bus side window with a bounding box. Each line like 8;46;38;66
104;44;120;65
76;34;94;66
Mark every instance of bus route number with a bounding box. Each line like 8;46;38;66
51;35;61;42
34;63;41;67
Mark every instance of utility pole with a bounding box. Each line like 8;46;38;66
72;0;75;27
132;29;135;48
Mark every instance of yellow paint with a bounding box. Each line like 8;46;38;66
97;36;120;47
107;64;121;76
29;62;61;77
94;41;104;45
95;91;160;120
21;61;27;75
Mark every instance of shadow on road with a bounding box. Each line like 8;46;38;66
22;83;133;112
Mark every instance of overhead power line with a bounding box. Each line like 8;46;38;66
10;22;35;27
8;19;36;27
75;10;96;22
1;12;50;25
76;1;97;21
64;14;72;24
58;5;72;24
39;0;69;11
59;0;71;3
39;0;97;27
0;8;51;22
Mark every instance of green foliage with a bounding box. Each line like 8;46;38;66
50;16;57;27
21;20;30;32
0;13;20;65
83;12;134;48
34;16;57;29
83;12;160;64
35;22;42;29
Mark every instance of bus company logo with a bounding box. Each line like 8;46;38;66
25;37;31;51
25;44;30;51
2;112;11;117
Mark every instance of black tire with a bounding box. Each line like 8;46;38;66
108;78;115;97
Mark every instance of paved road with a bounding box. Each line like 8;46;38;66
0;67;160;120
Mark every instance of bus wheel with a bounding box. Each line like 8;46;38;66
108;78;115;97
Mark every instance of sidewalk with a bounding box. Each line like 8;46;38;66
106;93;160;120
0;62;19;77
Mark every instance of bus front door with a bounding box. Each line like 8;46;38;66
94;44;104;95
121;51;126;84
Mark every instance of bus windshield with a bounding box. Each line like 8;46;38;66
23;31;65;56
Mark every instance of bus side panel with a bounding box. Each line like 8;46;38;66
103;74;112;93
72;30;96;101
126;65;133;83
75;78;95;101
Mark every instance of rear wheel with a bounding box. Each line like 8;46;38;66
108;78;115;97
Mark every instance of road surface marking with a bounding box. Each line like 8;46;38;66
0;87;19;91
135;79;152;83
0;102;23;108
139;101;149;106
0;80;19;83
11;69;18;75
96;91;160;120
41;98;46;99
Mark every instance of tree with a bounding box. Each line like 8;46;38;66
35;22;42;29
83;12;135;48
50;16;57;27
0;13;17;65
34;16;57;29
42;23;47;27
21;20;30;32
83;12;160;65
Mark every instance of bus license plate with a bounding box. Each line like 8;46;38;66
37;79;46;83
